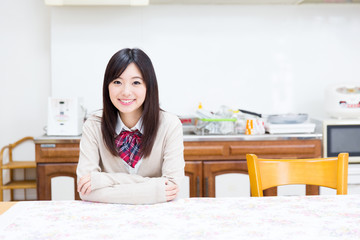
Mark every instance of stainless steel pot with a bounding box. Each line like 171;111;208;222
238;109;308;124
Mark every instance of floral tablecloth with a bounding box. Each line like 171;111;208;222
1;195;360;240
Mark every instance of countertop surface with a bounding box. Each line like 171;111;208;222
35;131;322;143
36;119;322;143
182;132;322;141
36;116;324;143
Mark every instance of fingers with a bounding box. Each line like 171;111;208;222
166;190;178;201
81;181;92;195
77;174;92;195
165;180;179;202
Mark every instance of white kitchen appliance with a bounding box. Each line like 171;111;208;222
323;118;360;163
47;97;84;136
325;83;360;119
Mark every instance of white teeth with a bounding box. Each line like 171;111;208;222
121;100;133;103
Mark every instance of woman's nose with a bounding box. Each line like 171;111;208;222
122;84;131;96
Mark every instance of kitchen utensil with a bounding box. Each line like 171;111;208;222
195;118;236;135
238;109;308;124
267;113;308;124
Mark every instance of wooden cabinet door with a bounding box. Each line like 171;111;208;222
203;160;278;197
185;161;202;197
203;161;248;197
37;163;80;200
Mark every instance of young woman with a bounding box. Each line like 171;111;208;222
76;48;185;204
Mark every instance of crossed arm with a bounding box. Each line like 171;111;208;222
77;174;179;202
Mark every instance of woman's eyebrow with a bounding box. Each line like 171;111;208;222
117;76;142;80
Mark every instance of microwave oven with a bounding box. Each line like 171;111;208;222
323;119;360;163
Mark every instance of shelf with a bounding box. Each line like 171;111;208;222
2;180;37;190
1;161;36;169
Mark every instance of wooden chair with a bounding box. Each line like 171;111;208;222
246;153;348;197
0;137;36;201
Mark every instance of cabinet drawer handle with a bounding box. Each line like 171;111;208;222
205;177;209;197
196;176;200;197
40;144;56;148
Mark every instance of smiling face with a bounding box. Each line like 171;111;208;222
108;63;147;127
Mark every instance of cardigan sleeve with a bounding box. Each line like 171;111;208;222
161;117;185;188
79;178;166;204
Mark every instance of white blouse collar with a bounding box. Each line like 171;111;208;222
115;113;144;135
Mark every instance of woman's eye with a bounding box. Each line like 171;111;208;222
113;80;121;85
133;80;142;85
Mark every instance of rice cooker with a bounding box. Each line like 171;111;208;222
325;83;360;119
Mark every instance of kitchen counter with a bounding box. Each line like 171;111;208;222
36;119;322;143
35;135;81;143
184;118;323;141
34;132;322;143
183;132;321;142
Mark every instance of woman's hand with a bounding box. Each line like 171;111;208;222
77;174;92;195
165;179;179;202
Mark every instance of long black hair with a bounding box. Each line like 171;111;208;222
101;48;160;158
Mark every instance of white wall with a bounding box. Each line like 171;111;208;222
51;4;360;118
0;0;50;200
0;0;50;148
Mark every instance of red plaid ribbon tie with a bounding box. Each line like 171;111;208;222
115;129;143;168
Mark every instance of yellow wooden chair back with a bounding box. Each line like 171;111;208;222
246;153;348;197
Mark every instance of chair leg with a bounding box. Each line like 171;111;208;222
0;168;3;201
306;185;320;195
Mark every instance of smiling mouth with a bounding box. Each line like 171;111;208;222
120;99;135;105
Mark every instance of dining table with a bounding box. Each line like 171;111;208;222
0;195;359;240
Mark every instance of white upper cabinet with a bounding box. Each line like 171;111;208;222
44;0;149;6
44;0;360;6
